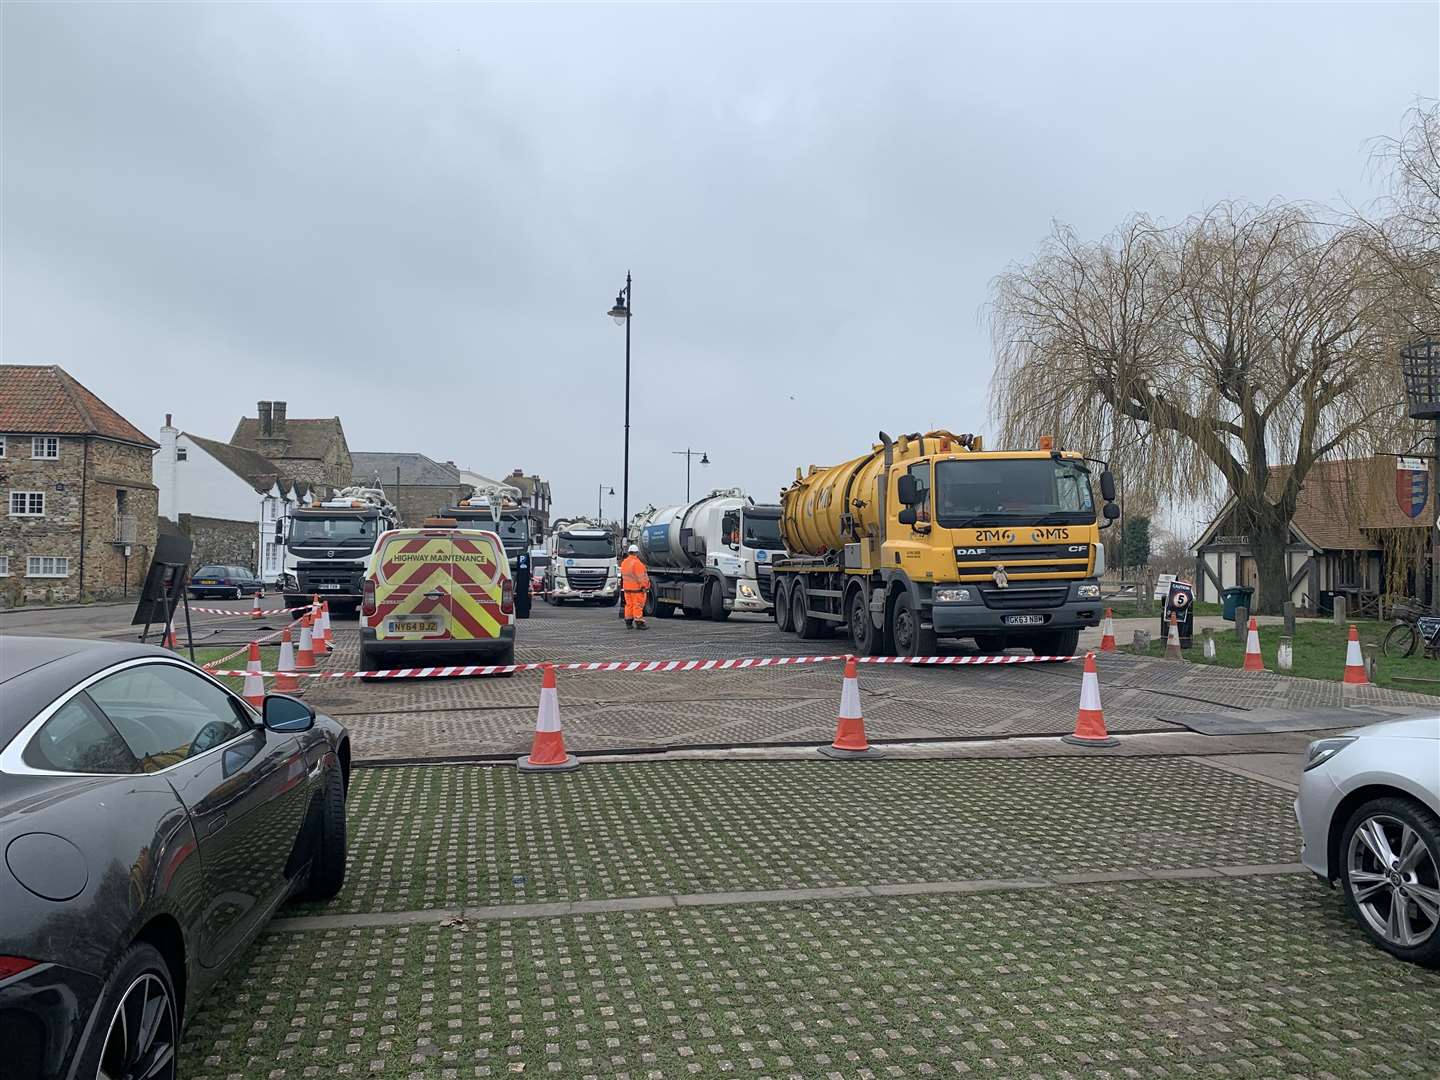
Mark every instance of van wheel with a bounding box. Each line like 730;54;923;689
775;582;795;632
890;591;937;658
705;581;730;621
793;586;824;640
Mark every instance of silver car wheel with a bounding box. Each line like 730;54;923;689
98;972;176;1080
1346;813;1440;949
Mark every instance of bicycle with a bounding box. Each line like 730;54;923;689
1381;598;1437;658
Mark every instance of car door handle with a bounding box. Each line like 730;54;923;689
205;813;227;836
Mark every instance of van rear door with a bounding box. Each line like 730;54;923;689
372;531;455;642
447;531;509;641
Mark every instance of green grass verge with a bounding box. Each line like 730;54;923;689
1144;617;1440;695
1104;596;1222;617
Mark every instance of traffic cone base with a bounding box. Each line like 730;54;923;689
1062;652;1119;747
820;656;883;759
518;664;580;772
1243;616;1265;672
1342;624;1368;685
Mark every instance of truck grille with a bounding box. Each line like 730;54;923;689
979;586;1069;610
757;566;774;600
565;567;607;590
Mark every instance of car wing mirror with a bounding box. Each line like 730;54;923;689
263;694;316;732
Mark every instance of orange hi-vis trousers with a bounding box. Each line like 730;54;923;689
623;590;646;620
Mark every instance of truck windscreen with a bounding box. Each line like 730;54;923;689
934;459;1094;527
557;537;614;558
290;517;378;544
742;514;783;549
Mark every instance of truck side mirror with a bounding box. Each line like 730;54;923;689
1103;503;1121;521
897;507;918;526
896;475;920;505
1099;470;1117;502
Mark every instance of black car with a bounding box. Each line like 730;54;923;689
0;637;350;1080
187;565;265;601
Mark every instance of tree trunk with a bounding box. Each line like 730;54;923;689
1237;501;1292;615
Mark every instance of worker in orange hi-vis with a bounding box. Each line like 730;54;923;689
620;544;650;629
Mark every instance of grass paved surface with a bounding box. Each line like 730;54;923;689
181;874;1440;1079
300;758;1300;915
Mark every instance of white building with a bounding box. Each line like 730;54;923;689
153;415;313;582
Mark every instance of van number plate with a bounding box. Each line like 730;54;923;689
319;583;343;590
389;618;441;634
1003;614;1045;626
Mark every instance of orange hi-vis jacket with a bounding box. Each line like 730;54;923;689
620;554;650;593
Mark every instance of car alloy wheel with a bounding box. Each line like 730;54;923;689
1346;813;1440;949
97;972;177;1080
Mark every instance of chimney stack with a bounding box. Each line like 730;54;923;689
164;413;173;427
273;401;287;433
258;401;273;436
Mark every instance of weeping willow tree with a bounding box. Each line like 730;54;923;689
988;201;1413;614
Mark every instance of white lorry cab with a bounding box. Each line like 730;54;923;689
544;520;620;605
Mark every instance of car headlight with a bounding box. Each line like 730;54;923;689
934;587;972;603
1076;584;1101;599
1303;737;1357;771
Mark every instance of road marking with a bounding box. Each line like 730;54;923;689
267;862;1312;933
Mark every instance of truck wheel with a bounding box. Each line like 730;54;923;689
848;587;889;656
705;581;730;621
775;581;794;632
974;634;1007;655
792;586;824;640
1032;628;1080;657
889;591;937;658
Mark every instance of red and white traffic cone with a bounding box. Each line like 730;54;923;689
1165;613;1183;660
295;614;316;670
1243;616;1265;671
517;664;579;772
161;618;178;650
319;601;334;653
242;642;265;709
1099;608;1116;653
820;655;882;758
275;625;302;695
1062;652;1119;747
1343;624;1368;685
250;590;265;619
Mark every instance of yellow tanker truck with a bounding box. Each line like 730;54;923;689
773;430;1119;656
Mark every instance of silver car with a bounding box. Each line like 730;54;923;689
1295;715;1440;966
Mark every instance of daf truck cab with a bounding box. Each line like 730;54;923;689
545;520;620;605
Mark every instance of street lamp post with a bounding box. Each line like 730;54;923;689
608;274;633;530
672;448;710;501
597;484;614;524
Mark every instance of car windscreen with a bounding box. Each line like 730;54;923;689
934;459;1095;528
290;516;378;544
556;536;615;558
742;514;783;549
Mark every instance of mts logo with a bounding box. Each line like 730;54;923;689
1031;528;1071;541
975;528;1016;543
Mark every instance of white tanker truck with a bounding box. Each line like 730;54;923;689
629;489;785;620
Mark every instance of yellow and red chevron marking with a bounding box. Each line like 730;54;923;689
372;534;507;639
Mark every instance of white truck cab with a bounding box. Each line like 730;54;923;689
544;521;620;605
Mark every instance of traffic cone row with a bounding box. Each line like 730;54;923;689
1343;624;1368;685
1243;617;1265;671
517;663;579;772
242;642;265;709
1099;608;1116;653
1062;652;1119;747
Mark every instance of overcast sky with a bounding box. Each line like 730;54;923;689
4;2;1436;531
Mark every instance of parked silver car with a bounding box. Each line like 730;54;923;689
1295;715;1440;967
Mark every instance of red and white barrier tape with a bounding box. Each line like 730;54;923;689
199;615;307;670
188;603;314;616
208;653;1080;679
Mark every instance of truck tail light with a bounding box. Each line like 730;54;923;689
501;577;514;615
361;578;376;618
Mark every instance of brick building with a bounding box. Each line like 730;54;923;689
230;401;352;493
0;365;159;604
351;451;471;526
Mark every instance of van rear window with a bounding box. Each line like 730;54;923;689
374;532;501;584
